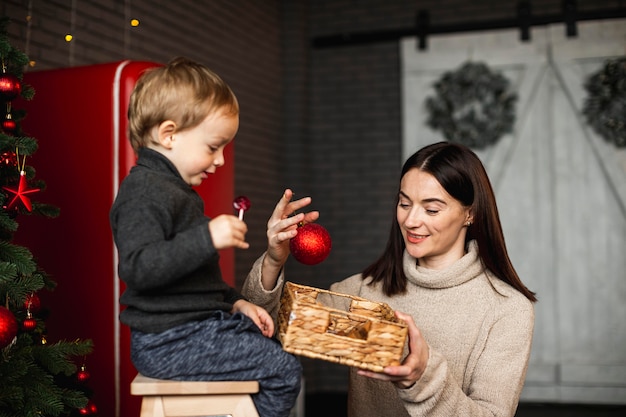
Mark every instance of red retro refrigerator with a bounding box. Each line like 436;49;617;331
15;61;235;417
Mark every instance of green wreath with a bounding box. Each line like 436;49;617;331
425;61;517;149
582;57;626;148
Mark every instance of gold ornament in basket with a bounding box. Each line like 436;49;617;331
278;282;408;372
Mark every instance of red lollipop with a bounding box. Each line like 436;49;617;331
233;195;251;220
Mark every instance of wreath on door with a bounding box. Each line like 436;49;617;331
424;61;517;149
582;57;626;148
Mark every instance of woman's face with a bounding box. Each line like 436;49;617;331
397;168;472;270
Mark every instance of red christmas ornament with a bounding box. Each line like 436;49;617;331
2;170;40;211
233;195;251;220
24;292;41;313
1;116;16;133
289;223;332;265
76;365;91;383
22;316;36;331
0;72;22;101
0;151;17;167
0;306;18;349
78;400;98;415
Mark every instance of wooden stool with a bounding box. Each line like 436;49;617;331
131;373;260;417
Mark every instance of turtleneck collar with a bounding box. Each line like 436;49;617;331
136;147;186;183
403;240;485;289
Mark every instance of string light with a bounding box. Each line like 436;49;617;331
24;0;34;69
68;0;76;65
124;0;131;56
23;0;141;67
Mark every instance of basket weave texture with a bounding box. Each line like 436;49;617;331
278;282;408;372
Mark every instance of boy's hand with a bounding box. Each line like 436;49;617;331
232;300;275;337
208;214;249;250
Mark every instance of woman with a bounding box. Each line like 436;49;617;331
243;141;536;417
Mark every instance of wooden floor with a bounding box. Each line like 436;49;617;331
305;393;626;417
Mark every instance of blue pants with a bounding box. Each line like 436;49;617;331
130;311;302;417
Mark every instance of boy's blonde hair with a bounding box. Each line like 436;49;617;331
128;57;239;152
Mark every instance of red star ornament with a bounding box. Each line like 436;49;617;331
3;170;40;211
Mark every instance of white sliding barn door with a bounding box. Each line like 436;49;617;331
401;19;626;404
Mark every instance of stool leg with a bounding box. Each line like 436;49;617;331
232;395;259;417
140;397;165;417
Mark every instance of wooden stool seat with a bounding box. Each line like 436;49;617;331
131;373;260;417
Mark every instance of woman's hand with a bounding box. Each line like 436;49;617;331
261;189;319;289
232;299;274;338
357;311;429;389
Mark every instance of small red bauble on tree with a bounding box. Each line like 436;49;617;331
76;364;91;383
78;399;98;415
0;151;17;168
0;305;18;349
0;71;22;101
289;223;332;265
2;114;16;133
22;311;36;331
0;151;17;167
23;292;41;313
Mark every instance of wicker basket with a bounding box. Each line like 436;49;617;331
278;282;408;372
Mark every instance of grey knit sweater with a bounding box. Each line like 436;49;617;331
110;148;244;333
242;241;534;417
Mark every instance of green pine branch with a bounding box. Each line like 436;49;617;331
0;16;95;417
0;336;93;416
33;339;94;375
0;210;18;235
0;241;37;276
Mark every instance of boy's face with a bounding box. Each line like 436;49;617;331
168;109;239;186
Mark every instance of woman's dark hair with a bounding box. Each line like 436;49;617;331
362;141;536;302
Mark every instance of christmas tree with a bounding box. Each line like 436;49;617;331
0;17;95;417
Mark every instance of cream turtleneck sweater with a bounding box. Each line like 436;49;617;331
242;241;534;417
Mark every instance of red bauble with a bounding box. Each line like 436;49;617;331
76;366;91;383
78;400;97;415
289;223;332;265
0;306;18;349
0;73;22;101
22;317;36;331
0;151;17;167
1;117;16;133
24;292;41;313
